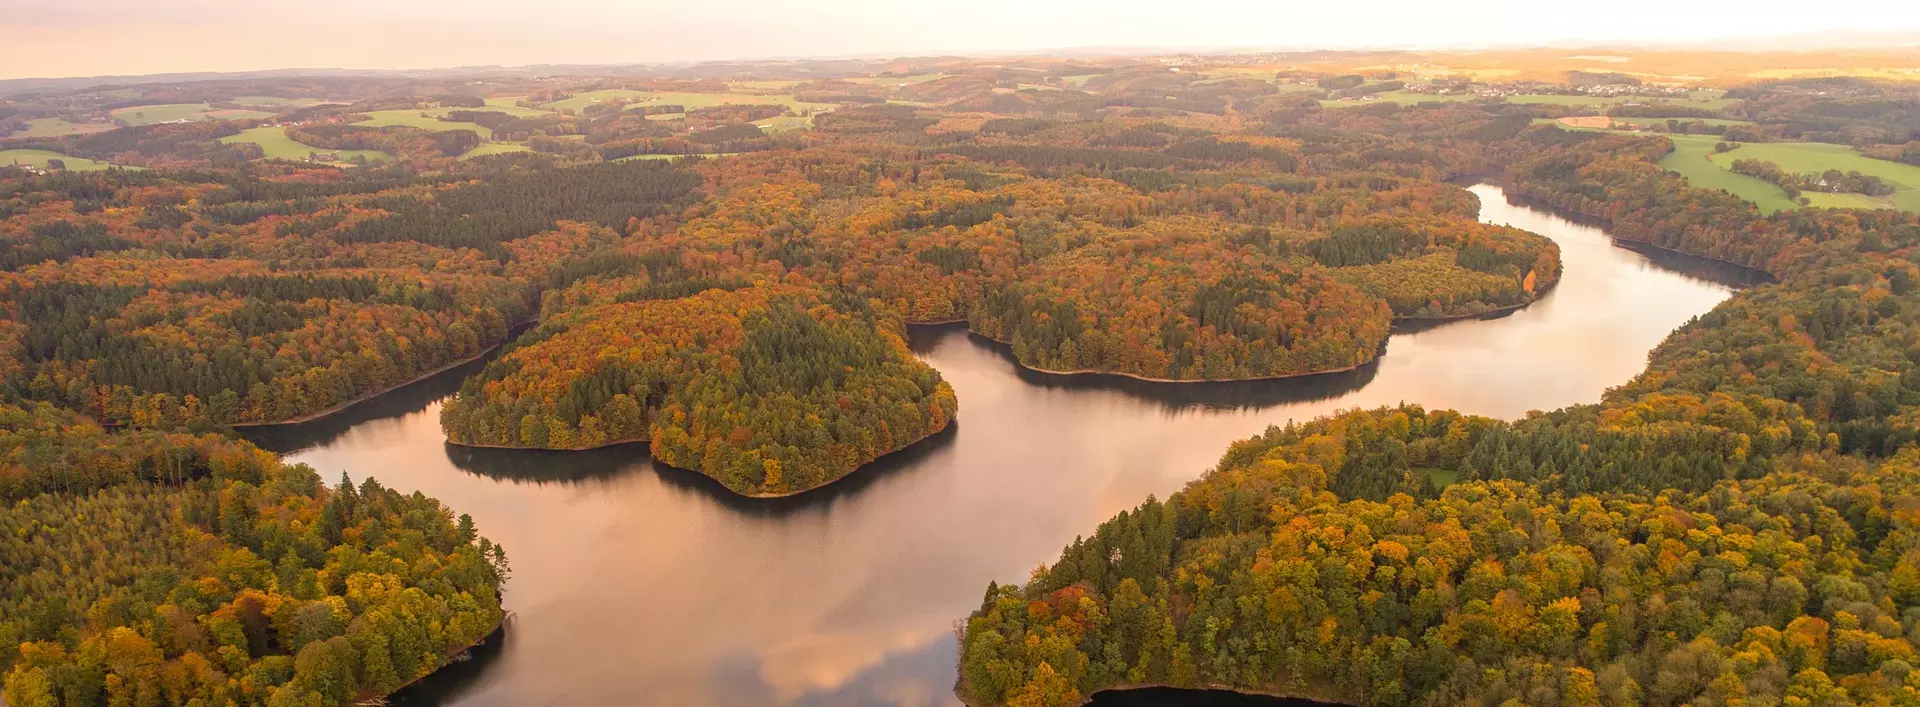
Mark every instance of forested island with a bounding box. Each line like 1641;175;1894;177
4;46;1920;707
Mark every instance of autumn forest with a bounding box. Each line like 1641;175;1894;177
4;46;1920;707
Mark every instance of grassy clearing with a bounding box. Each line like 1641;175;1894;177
544;89;652;113
111;103;271;125
471;98;552;117
458;143;530;160
218;126;390;163
631;91;837;114
1610;116;1754;128
1421;468;1459;489
14;117;114;138
611;152;733;163
1659;135;1920;214
1506;91;1732;111
844;74;944;86
1321;90;1477;107
0;149;118;171
547;89;836;115
1659;136;1802;214
230;96;329;107
352;110;495;139
729;80;807;91
753;115;813;133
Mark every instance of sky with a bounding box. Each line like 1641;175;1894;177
4;0;1919;79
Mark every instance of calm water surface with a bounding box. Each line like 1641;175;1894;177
244;185;1753;707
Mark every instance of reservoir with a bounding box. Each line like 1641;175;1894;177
243;184;1753;707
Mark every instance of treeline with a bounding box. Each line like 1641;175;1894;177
1730;158;1897;199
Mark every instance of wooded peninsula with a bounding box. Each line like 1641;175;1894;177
3;47;1919;706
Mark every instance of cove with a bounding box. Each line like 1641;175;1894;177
240;184;1757;707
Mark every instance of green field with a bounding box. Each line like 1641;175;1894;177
844;73;944;86
1506;91;1732;111
545;89;836;115
611;152;733;163
458;143;531;160
1;149;118;171
1322;90;1477;107
1611;116;1753;128
1660;135;1920;214
352;110;496;139
753;115;813;133
112;103;272;126
230;96;330;107
1421;468;1459;489
14;117;114;138
218;126;390;163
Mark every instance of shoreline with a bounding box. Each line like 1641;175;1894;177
444;415;956;500
956;678;1354;707
1391;274;1563;325
1495;182;1775;279
369;611;512;702
232;320;534;430
444;435;650;452
963;329;1379;383
960;290;1572;384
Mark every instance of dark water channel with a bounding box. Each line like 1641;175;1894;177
242;185;1755;706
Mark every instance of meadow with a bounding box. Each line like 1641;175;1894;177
543;89;836;115
1320;90;1478;107
230;96;331;107
1659;135;1920;213
458;142;531;160
352;110;496;139
13;117;113;138
0;148;118;171
111;103;271;125
218;126;391;163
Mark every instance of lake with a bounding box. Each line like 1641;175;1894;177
243;184;1754;707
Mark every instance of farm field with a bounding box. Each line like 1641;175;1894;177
470;98;552;116
0;148;118;171
218;126;391;163
753;115;813;132
844;73;944;86
352;110;496;139
458;142;530;159
230;96;331;107
111;103;272;125
1658;135;1920;213
611;152;733;162
1610;116;1754;128
13;117;114;138
545;89;836;114
1321;90;1478;107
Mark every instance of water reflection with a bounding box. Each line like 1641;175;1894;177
926;326;1381;412
249;185;1749;707
1087;687;1352;707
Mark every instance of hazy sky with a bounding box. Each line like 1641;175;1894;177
4;0;1919;79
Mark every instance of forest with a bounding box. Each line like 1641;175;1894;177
0;402;509;706
4;53;1920;707
439;282;957;496
959;114;1920;707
